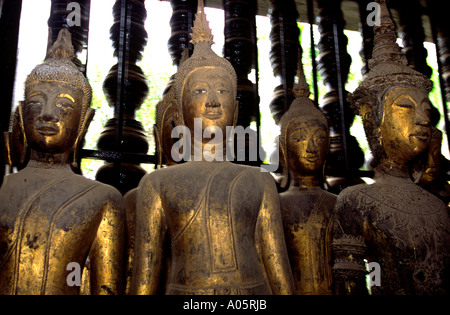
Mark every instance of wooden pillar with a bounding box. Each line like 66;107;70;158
317;0;365;194
168;0;197;66
268;0;301;125
95;0;149;195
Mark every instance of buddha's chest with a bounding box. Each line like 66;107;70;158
160;164;263;239
0;180;103;266
362;186;450;259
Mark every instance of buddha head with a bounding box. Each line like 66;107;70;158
348;0;432;170
279;57;329;188
20;29;93;167
173;0;238;145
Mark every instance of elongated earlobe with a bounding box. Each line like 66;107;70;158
279;140;290;189
233;100;239;126
72;108;95;170
17;103;29;168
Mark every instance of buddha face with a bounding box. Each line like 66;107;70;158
380;87;431;165
286;118;328;176
181;66;237;143
23;81;83;154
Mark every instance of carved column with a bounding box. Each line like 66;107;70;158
168;0;198;66
394;0;432;78
223;0;260;164
316;0;364;193
47;0;91;74
268;0;301;125
223;0;256;128
95;0;149;195
357;0;375;76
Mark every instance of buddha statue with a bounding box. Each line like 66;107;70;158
278;58;336;295
332;0;450;295
0;29;125;295
130;1;295;295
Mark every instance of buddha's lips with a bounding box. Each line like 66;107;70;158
410;132;429;141
202;112;223;120
305;156;319;162
37;125;59;135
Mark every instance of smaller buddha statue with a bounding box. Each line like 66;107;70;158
130;1;294;295
278;58;336;295
0;29;125;295
333;0;450;295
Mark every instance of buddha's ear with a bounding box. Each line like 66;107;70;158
233;100;239;127
154;123;163;168
16;103;29;168
72;108;95;170
278;138;290;189
172;100;183;127
358;102;373;124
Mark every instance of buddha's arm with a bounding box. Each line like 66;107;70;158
331;191;368;295
89;189;126;295
257;173;295;295
130;175;167;295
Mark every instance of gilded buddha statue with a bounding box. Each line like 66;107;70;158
130;1;294;295
278;58;336;295
332;0;450;294
0;29;125;295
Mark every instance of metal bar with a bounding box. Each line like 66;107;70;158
278;1;289;114
307;0;319;106
332;19;349;172
113;0;131;185
249;0;261;162
81;149;157;164
82;0;92;76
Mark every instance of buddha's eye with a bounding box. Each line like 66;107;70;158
193;88;207;95
27;101;42;107
290;134;306;142
397;103;414;109
316;137;326;143
395;98;414;109
217;89;229;94
57;102;74;110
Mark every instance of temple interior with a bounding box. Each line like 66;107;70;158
1;0;450;296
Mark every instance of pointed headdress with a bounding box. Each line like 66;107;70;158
24;29;92;128
349;0;432;112
173;0;237;120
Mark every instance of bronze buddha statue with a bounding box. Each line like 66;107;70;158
332;0;450;294
0;29;125;295
130;1;294;295
278;59;336;295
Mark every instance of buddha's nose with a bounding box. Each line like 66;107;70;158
415;106;430;127
39;102;58;122
205;90;220;108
